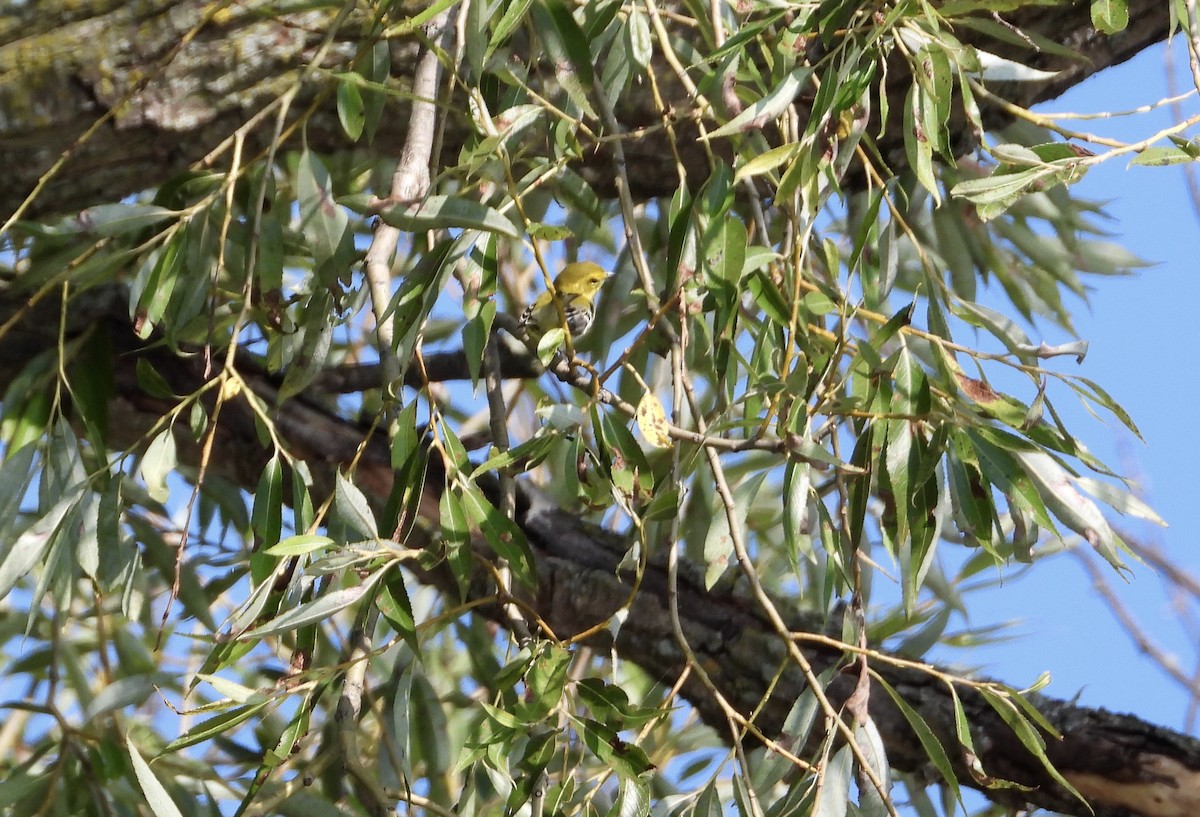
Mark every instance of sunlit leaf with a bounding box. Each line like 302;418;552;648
74;203;175;237
161;698;273;753
344;193;520;238
264;534;336;557
139;429;176;504
1091;0;1128;33
703;472;767;588
128;738;186;817
336;73;365;140
239;572;383;639
875;673;963;809
297;150;350;264
334;472;379;540
705;68;814;140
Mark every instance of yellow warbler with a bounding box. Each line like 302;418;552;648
519;261;612;339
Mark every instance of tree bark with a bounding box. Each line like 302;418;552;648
0;0;1175;220
3;283;1197;817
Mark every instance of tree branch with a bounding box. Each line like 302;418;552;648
0;0;1174;220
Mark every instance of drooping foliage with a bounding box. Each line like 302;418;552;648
0;0;1184;816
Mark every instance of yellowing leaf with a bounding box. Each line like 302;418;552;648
635;393;672;449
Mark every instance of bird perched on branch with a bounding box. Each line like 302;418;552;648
519;261;612;341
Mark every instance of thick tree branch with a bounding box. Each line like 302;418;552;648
0;0;1174;220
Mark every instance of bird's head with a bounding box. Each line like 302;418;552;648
556;261;612;298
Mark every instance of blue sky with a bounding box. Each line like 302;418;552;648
932;39;1200;730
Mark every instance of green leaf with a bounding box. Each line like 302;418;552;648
0;380;51;456
703;9;787;63
128;738;186;817
600;14;634;103
846;425;876;552
264;534;335;557
973;49;1062;82
387;237;467;368
251;455;283;551
468;434;558;481
746;268;791;326
518;643;572;721
951;165;1048;205
378;569;419;653
875;674;963;809
335;472;379;540
0;443;38;543
141;233;186;339
139;429;177;505
627;5;652;69
703;471;767;588
297;150;350;264
458;482;536;588
0;489;80;602
0;765;50;808
465;0;487;80
608;777;651;817
816;0;859;45
1091;0;1128;33
385;0;458;35
527;220;572;241
968;429;1057;534
256;208;285;296
947;445;997;550
904;85;939;201
491;0;534;54
1014;449;1125;570
135;358;175;399
705;68;813;140
990;143;1043;166
388;403;430;546
1170;134;1200;155
578;718;655;778
782;461;812;566
1129;146;1197;167
812;744;852;817
344;193;519;238
737;142;803;182
75;203;175;237
539;0;595;87
576;678;665;729
979;687;1088;807
1069;375;1142;440
408;671;452;795
291;460;316;535
912;46;952;158
363;40;390;143
278;292;336;401
239;571;383;639
336;73;365;140
855;718;892;817
952;298;1033;354
461;299;495;389
529;327;562;364
440;485;471;595
160;698;273;753
1074;476;1165;526
706;216;747;283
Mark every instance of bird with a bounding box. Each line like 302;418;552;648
518;261;612;340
